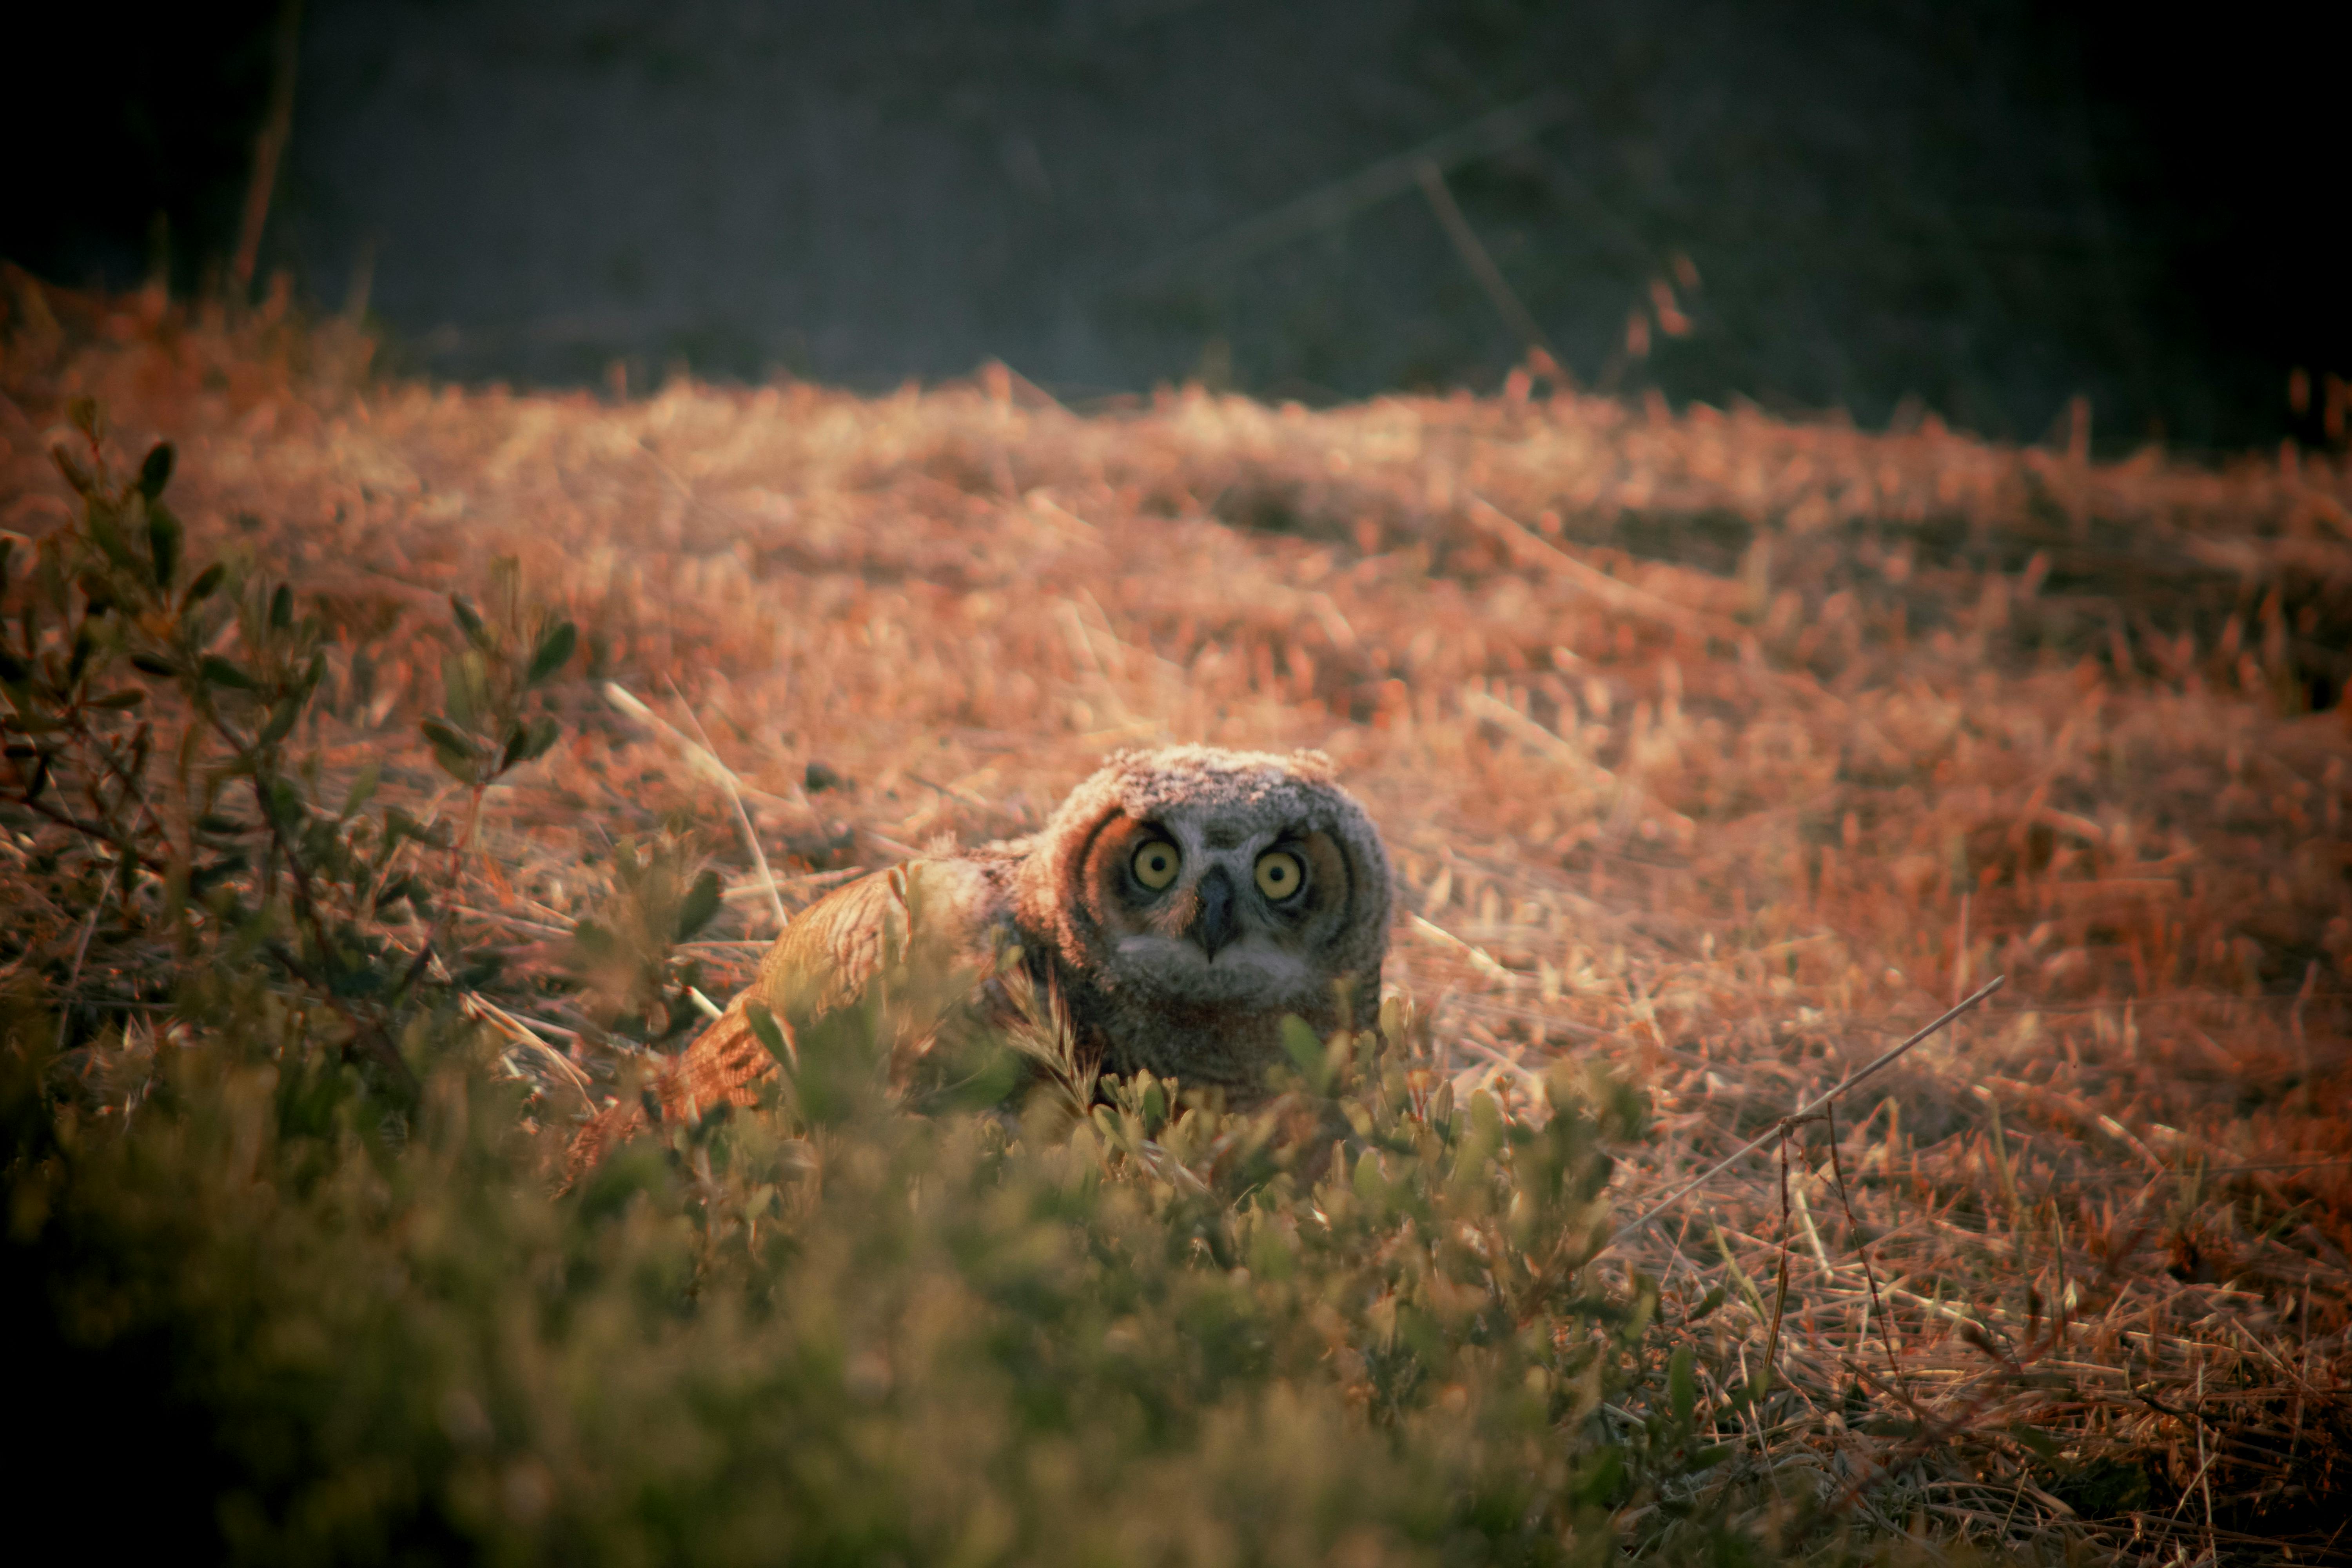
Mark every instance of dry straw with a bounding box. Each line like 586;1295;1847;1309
3;272;2347;1561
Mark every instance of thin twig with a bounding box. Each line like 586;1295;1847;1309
231;0;305;299
1825;1100;1909;1401
1125;95;1566;287
1413;160;1562;367
1601;976;2004;1257
463;993;594;1112
605;679;790;935
1759;1124;1797;1397
52;901;102;1053
663;675;788;935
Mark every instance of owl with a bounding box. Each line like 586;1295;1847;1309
566;745;1392;1174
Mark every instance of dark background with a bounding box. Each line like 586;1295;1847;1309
5;0;2341;454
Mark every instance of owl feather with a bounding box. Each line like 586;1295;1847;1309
564;746;1390;1183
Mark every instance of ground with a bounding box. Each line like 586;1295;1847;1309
4;275;2350;1561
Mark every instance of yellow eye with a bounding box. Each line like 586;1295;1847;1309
1131;839;1181;891
1254;850;1304;900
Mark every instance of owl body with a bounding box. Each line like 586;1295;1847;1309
567;746;1390;1175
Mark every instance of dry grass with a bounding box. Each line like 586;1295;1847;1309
6;272;2350;1563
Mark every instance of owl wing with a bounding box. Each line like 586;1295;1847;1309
562;854;1019;1184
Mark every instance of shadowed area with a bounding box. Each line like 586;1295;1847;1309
4;2;2343;450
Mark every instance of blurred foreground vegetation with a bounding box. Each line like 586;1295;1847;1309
8;978;1801;1564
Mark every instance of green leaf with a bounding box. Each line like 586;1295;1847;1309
1686;1287;1726;1324
744;1001;791;1067
183;563;226;605
256;695;303;747
129;653;179;677
1321;1025;1356;1088
442;651;488;729
1668;1344;1696;1426
269;583;294;630
85;689;146;710
673;868;722;941
419;718;481;783
418;717;477;756
383;806;449;851
449;593;490;651
50;445;94;497
76;573;117;617
148;503;183;589
524;620;577;686
498;715;560;772
198;656;259;691
264;777;306;830
1280;1014;1326;1092
340;761;381;820
67;395;101;439
0;648;27;684
138;441;175;500
87;505;136;571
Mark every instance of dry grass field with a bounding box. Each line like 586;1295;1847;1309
5;274;2350;1563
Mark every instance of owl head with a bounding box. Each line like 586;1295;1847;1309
1016;745;1392;1021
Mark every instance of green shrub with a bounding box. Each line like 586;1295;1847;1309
1;397;577;1099
6;977;1773;1566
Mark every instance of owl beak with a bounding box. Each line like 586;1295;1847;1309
1192;866;1239;961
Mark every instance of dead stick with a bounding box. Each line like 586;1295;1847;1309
1824;1100;1909;1401
663;675;789;936
1414;160;1561;367
1757;1125;1796;1399
231;0;304;300
1598;975;2004;1257
606;680;789;935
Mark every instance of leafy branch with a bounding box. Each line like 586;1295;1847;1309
0;399;579;1098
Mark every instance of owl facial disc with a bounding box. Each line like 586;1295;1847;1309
1074;804;1357;1004
1014;744;1393;1085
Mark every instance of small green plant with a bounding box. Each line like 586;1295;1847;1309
419;554;575;822
566;837;725;1046
0;398;577;1096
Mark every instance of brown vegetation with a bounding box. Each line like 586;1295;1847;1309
5;272;2350;1561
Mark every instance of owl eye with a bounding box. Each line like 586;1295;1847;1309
1130;838;1181;891
1253;849;1304;900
